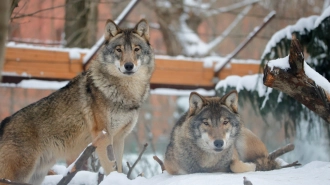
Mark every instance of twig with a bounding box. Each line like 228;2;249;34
57;145;96;185
268;143;295;160
0;179;31;185
126;143;148;179
97;172;104;185
153;155;165;172
281;161;301;168
57;133;106;185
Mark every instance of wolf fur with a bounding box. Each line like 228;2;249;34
164;91;279;175
0;19;154;185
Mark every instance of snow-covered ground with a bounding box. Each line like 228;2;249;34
42;161;330;185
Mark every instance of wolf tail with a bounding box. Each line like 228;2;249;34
255;143;301;171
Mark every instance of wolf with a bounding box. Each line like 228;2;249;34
164;91;280;175
0;19;154;185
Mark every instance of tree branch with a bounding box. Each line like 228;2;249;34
153;155;165;172
268;143;295;160
281;161;301;168
263;38;330;123
57;133;106;185
126;143;148;179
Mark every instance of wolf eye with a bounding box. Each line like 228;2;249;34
116;48;122;52
223;121;228;125
134;48;140;52
203;122;209;126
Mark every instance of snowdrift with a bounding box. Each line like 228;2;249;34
42;161;330;185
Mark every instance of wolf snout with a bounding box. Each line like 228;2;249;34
124;62;134;71
214;139;224;149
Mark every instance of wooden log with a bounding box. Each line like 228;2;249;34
263;38;330;123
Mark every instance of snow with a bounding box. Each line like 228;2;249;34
0;79;69;90
262;6;330;59
151;88;215;96
216;74;268;98
314;5;330;28
176;3;252;57
42;161;330;185
156;54;260;69
304;60;330;94
7;42;89;59
261;15;318;59
267;56;290;71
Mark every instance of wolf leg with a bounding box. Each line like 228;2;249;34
230;159;256;173
95;134;116;175
0;145;38;184
113;135;125;173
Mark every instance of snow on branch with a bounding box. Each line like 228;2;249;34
263;38;330;123
177;4;252;57
205;0;259;17
261;6;330;60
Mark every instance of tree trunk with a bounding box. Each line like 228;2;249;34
0;0;12;82
64;0;98;48
152;0;183;56
263;38;330;123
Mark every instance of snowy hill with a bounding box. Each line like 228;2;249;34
42;161;330;185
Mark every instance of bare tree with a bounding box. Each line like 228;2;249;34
143;0;259;57
0;0;19;81
64;0;99;48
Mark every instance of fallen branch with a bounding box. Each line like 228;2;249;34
153;155;165;172
281;161;301;168
126;143;148;179
268;144;301;168
268;143;295;160
0;179;31;185
263;37;330;123
57;133;106;185
97;172;104;185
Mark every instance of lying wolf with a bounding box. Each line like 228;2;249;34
0;19;154;185
164;91;284;174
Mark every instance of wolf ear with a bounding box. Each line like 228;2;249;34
104;19;120;41
221;90;239;113
189;92;206;116
134;19;149;41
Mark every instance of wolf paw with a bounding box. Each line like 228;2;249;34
230;160;256;173
103;160;117;175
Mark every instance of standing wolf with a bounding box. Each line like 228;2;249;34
0;19;154;184
164;91;280;174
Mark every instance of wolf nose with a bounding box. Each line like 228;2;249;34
214;140;224;148
124;62;134;71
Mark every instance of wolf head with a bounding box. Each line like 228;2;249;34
186;91;241;153
96;19;154;77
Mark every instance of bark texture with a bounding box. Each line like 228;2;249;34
263;38;330;123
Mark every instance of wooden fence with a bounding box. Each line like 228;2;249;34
2;47;261;88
